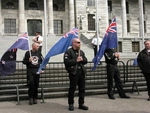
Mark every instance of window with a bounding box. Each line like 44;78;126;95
127;20;130;33
5;2;15;9
4;19;16;33
143;2;145;14
88;14;95;31
54;20;63;34
53;0;65;11
114;42;122;52
53;4;59;11
144;21;147;33
126;2;129;14
87;0;95;6
29;2;38;10
108;1;112;13
132;42;140;52
118;42;122;52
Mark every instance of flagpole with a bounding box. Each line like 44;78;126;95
78;14;83;56
27;32;31;57
95;0;99;51
44;0;48;54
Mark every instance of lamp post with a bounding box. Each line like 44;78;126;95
95;0;100;51
77;14;84;30
77;14;84;56
93;15;101;52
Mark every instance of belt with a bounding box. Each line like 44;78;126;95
28;67;38;69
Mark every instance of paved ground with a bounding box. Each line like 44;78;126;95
0;92;150;113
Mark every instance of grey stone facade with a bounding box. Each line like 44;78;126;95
0;0;149;60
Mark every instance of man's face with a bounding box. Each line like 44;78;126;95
33;43;40;51
36;32;40;36
73;39;81;50
144;41;150;50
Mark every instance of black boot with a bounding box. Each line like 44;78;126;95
68;104;74;111
79;104;89;110
29;98;33;105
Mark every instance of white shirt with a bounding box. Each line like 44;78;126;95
91;37;102;46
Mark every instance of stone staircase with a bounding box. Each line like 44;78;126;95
0;61;147;102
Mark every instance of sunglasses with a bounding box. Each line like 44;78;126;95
75;42;81;44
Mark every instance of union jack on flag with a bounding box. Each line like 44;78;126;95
8;32;29;51
19;32;28;40
106;18;117;34
92;18;118;70
63;28;78;38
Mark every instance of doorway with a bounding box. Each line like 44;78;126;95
27;20;42;36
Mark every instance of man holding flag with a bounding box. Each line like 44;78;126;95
104;48;130;100
64;38;88;111
23;43;43;105
92;18;130;99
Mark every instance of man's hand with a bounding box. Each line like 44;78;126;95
114;52;120;60
77;56;83;62
29;57;33;62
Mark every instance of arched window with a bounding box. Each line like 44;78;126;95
29;2;38;10
5;2;15;9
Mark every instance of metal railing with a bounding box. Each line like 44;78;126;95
0;60;127;87
0;59;146;103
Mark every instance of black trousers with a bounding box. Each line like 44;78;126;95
143;72;150;96
27;68;40;99
93;45;97;57
68;69;85;105
106;64;126;97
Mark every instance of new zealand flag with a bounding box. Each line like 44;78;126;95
0;32;29;76
0;49;17;76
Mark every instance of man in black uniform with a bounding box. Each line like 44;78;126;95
104;48;130;100
137;40;150;101
23;43;43;105
64;38;89;111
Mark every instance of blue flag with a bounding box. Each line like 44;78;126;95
133;58;138;66
92;18;118;70
8;32;29;51
38;28;78;72
0;32;29;76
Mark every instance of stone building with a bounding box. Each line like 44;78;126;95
0;0;149;60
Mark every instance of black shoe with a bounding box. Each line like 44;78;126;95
108;96;116;100
147;97;150;101
29;98;33;105
121;95;130;99
79;104;89;110
68;104;74;111
33;99;37;104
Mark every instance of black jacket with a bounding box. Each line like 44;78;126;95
64;48;87;75
137;49;150;73
104;48;118;65
22;50;43;69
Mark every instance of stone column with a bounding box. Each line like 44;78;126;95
18;0;25;35
47;0;54;35
138;0;144;48
121;0;127;37
69;0;75;29
0;0;2;36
